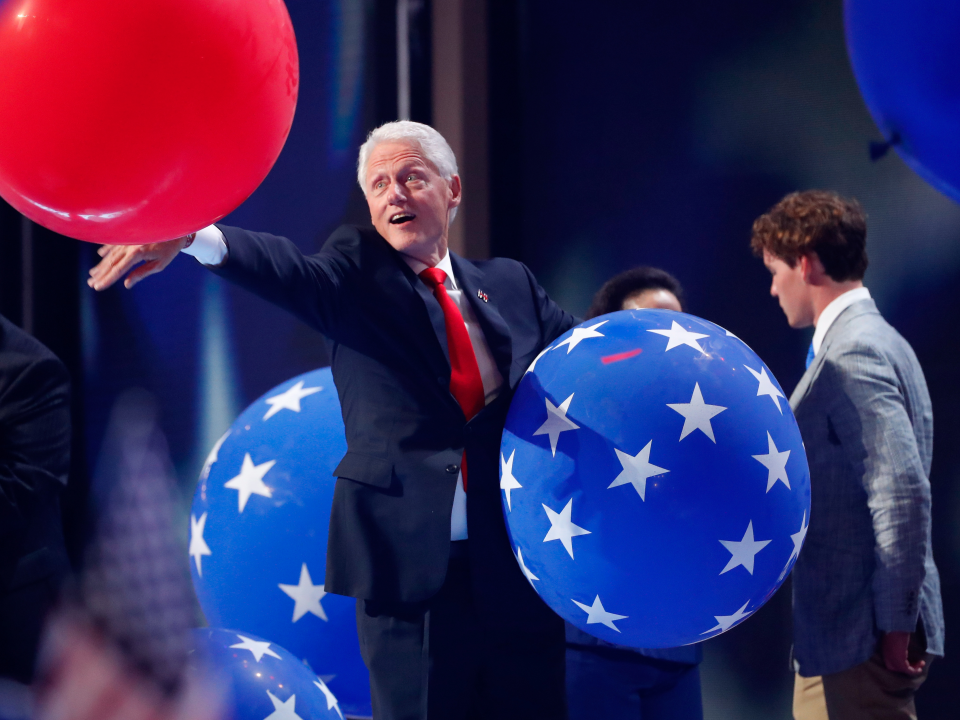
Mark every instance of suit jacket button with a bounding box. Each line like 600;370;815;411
445;464;460;474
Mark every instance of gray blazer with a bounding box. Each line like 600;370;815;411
789;298;944;677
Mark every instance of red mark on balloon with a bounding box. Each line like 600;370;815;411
601;348;643;364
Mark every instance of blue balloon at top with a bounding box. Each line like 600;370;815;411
192;628;344;719
846;0;960;202
190;368;370;717
500;311;811;648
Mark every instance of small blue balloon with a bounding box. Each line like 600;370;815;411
189;368;370;717
846;0;960;202
192;628;345;719
500;311;811;648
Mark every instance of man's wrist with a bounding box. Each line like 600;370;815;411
181;225;228;266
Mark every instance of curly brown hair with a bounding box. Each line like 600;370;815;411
750;190;868;281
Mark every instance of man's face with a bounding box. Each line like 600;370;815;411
762;250;814;328
364;140;461;257
621;289;682;312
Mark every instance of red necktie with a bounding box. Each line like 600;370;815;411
420;267;485;490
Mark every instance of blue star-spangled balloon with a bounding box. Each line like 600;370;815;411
501;310;811;648
192;628;344;719
190;368;371;717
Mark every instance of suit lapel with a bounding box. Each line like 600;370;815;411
450;253;514;384
789;299;878;411
365;233;452;385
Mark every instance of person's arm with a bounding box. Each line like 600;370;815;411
88;225;359;340
826;344;930;675
0;352;71;587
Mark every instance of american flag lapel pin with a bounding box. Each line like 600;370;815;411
477;289;488;303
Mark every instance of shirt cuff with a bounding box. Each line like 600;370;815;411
182;225;228;266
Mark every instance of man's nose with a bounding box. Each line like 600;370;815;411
387;182;407;203
769;281;777;297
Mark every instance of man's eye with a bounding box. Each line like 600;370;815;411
375;181;385;190
407;174;418;182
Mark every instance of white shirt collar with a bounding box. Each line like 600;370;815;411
401;249;458;290
812;286;871;355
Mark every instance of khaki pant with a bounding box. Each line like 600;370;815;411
793;646;932;720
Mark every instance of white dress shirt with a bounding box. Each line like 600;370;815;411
183;226;504;540
812;286;871;357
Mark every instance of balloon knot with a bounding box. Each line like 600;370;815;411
869;132;901;161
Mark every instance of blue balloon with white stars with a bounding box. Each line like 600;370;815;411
192;628;344;719
500;310;811;648
190;368;371;717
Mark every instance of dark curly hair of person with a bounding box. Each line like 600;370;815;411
750;190;868;282
585;266;685;320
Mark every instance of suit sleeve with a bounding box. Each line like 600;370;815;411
826;344;930;633
0;354;71;586
520;263;579;345
209;224;357;340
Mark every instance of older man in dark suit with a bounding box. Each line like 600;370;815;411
89;121;578;720
751;191;944;720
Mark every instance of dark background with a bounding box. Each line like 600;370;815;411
1;0;956;716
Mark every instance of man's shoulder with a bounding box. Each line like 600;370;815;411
465;255;530;281
0;316;69;402
826;303;912;362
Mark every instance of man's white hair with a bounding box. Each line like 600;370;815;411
357;121;460;223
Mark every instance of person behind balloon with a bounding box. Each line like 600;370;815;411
87;121;578;720
562;266;703;720
751;190;944;720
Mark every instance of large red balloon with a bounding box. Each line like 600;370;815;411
0;0;298;244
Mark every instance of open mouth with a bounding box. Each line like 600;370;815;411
390;212;416;225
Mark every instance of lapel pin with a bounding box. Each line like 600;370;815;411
477;289;489;303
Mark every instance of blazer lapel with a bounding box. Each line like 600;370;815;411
789;299;878;411
450;253;514;384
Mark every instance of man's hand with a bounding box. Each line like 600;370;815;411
87;235;193;291
882;631;925;675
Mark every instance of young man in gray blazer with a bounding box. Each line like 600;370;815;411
751;191;944;720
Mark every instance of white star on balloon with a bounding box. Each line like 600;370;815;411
779;512;809;581
314;680;343;719
744;365;785;414
572;595;628;632
500;450;522;511
188;512;212;576
230;635;281;662
264;691;303;720
224;453;275;513
553;321;608;354
666;383;727;442
516;547;539;586
279;563;328;622
200;430;230;481
648;320;709;354
701;601;752;635
719;520;772;575
542;498;592;559
753;432;791;492
264;380;322;421
607;441;669;501
525;345;554;374
533;393;580;457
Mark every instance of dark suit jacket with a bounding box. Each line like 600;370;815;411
212;224;577;632
0;314;71;682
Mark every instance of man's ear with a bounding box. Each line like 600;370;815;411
800;253;826;284
448;175;462;208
